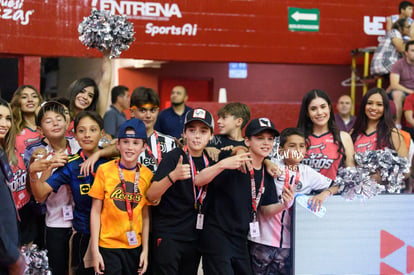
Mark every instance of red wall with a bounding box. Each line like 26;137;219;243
118;68;159;91
18;56;41;91
157;62;353;103
0;0;399;64
119;62;366;129
118;62;356;105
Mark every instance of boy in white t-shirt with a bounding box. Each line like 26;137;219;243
249;127;336;275
26;101;80;275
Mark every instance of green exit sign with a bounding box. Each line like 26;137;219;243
288;7;320;32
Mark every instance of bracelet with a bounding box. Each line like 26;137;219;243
167;174;174;185
325;189;333;196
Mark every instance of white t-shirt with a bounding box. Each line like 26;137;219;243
41;138;80;228
249;159;332;248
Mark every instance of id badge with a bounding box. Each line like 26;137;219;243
62;205;73;221
249;221;260;238
196;213;204;230
126;231;138;246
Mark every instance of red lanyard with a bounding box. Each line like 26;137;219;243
117;161;141;229
80;150;86;161
284;166;300;189
249;167;265;218
183;146;209;209
146;131;162;165
79;150;96;177
66;140;72;155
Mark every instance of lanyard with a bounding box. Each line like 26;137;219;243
80;150;86;161
146;131;162;165
249;167;265;220
183;146;209;210
284;166;300;189
118;161;141;230
66;140;72;155
79;150;98;177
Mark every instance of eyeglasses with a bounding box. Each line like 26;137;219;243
130;106;159;114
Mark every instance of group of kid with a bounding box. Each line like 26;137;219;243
140;86;409;275
2;81;408;275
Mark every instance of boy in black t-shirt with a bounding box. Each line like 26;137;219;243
206;102;251;160
146;108;249;275
194;118;295;275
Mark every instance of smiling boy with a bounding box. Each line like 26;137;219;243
206;103;251;161
89;118;152;275
146;108;217;275
194;118;294;275
249;127;334;275
29;111;109;274
24;101;80;275
130;87;176;173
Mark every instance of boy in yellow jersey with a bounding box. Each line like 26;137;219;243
89;118;153;275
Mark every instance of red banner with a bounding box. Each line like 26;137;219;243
0;0;397;64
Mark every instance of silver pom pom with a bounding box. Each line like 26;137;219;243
354;148;409;193
78;9;135;58
335;166;384;201
21;244;52;274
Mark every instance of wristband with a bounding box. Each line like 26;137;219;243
167;174;174;184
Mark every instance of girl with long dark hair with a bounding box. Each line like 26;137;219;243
351;87;407;157
297;89;355;180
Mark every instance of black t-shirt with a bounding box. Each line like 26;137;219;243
208;135;246;149
0;159;20;271
204;167;278;239
152;147;213;241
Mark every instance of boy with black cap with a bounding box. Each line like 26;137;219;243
89;118;153;275
194;117;295;275
250;127;333;275
146;108;248;275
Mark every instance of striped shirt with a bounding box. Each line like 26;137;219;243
139;130;176;173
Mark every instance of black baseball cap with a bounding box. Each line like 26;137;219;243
245;118;280;137
184;108;214;131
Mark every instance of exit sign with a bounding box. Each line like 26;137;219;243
288;7;320;32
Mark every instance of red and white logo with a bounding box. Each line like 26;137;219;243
380;230;414;274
